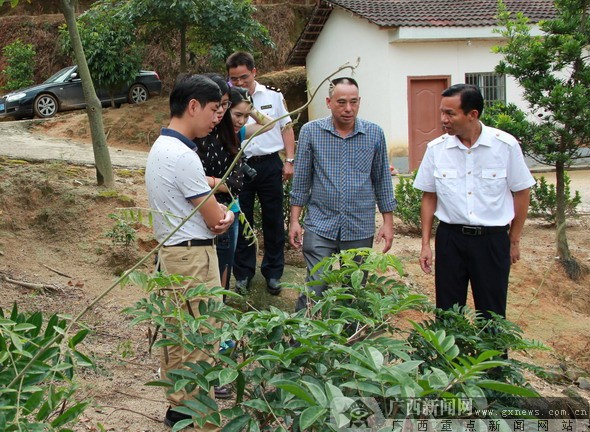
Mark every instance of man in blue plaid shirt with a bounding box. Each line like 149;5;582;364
289;77;397;311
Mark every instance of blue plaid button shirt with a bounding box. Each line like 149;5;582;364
290;116;397;241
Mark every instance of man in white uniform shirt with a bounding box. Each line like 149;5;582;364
145;74;234;430
414;84;535;319
226;51;296;296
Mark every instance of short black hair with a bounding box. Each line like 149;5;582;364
226;51;255;72
328;77;359;97
442;84;484;118
169;74;222;118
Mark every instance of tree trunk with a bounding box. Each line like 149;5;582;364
180;25;187;73
60;0;114;188
555;158;581;279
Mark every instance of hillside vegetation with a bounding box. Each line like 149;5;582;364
0;0;314;90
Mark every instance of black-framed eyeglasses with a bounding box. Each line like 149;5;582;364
220;100;232;109
229;73;252;83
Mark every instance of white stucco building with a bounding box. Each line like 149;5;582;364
287;0;555;172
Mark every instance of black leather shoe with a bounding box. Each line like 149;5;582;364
235;278;251;294
214;385;233;399
164;406;192;428
266;278;282;295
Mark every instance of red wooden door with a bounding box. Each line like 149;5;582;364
408;77;450;171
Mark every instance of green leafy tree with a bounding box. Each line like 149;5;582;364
60;1;143;107
125;0;272;72
0;0;114;188
493;0;590;279
188;0;274;71
2;39;36;91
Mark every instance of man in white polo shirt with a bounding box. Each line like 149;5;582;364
145;74;234;430
414;84;535;320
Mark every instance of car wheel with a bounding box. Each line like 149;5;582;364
128;84;148;104
34;94;58;118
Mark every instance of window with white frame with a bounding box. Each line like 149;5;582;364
465;72;506;107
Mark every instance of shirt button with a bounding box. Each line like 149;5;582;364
467;150;472;154
468;191;472;195
492;173;497;177
468;171;471;175
443;174;446;177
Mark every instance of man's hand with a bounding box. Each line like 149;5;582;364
419;244;433;274
282;162;294;181
289;220;303;250
510;241;521;264
210;208;234;235
375;223;394;253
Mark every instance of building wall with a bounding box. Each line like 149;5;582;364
305;9;533;172
306;9;391;127
387;38;526;161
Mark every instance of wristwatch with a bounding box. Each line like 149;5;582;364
285;158;295;164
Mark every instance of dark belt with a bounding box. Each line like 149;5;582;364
164;238;217;247
246;152;278;163
440;221;509;236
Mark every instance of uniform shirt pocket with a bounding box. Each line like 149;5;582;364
434;168;458;196
481;168;507;195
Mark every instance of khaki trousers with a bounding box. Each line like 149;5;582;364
158;245;221;432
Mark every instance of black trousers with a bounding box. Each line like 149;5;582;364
434;222;511;319
233;153;285;281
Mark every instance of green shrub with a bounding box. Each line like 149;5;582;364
529;173;581;224
394;170;432;233
2;40;36;91
124;249;543;431
105;213;137;247
0;303;92;430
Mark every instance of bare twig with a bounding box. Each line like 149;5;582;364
42;263;73;278
113;390;163;403
101;405;161;423
0;273;60;293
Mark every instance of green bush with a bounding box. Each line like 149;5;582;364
125;249;543;431
394;171;433;233
0;303;92;430
529;173;581;224
2;40;36;91
105;213;137;247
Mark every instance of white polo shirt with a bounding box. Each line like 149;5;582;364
413;123;535;226
145;128;214;245
243;81;292;158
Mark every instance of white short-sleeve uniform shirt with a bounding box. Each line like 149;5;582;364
242;82;292;158
414;123;535;226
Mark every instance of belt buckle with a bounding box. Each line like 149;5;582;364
462;226;481;236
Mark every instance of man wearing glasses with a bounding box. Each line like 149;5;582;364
289;77;396;311
225;51;295;296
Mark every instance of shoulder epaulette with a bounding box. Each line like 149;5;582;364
492;129;517;147
264;84;282;93
428;135;447;147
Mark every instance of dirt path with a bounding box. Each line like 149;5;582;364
0;120;148;168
